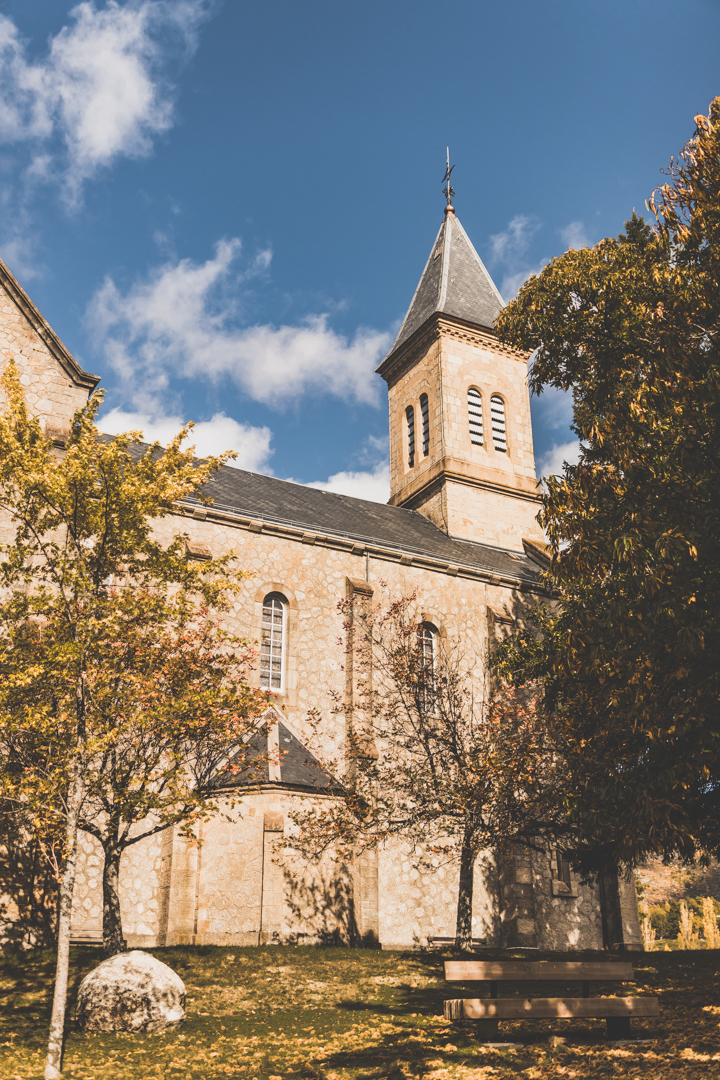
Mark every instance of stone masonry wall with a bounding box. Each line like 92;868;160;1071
439;327;537;486
150;510;497;740
160;790;356;948
65;508;611;953
70;829;165;947
70;832;103;942
378;844;500;949
383;320;543;550
0;284;92;432
441;480;543;553
531;849;605;951
0;266;613;955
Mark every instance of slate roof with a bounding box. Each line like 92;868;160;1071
211;719;337;793
115;435;539;582
385;211;505;360
191;463;539;584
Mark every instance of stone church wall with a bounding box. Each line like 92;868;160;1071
384;319;544;551
100;510;593;951
531;850;605;951
150;507;499;744
0;284;93;432
0;260;642;955
378;844;500;949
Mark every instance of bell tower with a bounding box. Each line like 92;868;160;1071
376;200;543;553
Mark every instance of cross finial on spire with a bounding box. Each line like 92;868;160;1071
442;148;455;214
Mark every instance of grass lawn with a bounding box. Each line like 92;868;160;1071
1;944;719;1079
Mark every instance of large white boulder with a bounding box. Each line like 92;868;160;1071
75;950;186;1033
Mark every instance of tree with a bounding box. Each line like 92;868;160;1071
0;363;267;1078
290;593;565;950
493;98;720;877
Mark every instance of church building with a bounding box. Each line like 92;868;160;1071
0;201;642;952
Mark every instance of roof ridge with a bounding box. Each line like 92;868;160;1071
387;219;445;355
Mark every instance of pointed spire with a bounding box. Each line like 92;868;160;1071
385;209;505;361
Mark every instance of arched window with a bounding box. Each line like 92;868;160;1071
467;387;483;445
406;405;416;468
418;622;437;668
490;394;507;452
260;593;287;690
420;393;430;457
417;622;438;712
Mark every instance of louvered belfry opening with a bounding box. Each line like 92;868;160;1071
420;393;429;456
467;387;483;445
261;593;286;689
490;394;507;452
406;405;416;467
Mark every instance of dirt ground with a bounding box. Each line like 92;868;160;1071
1;944;719;1079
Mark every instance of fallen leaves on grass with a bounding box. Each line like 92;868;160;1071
0;945;719;1078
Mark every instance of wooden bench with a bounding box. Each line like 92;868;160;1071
443;961;659;1041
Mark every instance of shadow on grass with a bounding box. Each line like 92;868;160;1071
2;943;718;1079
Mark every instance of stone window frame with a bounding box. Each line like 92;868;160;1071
418;620;438;667
260;592;287;692
254;583;299;707
417;620;438;714
549;847;578;898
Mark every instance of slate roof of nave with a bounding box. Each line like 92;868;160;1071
184;462;539;584
384;210;505;362
112;436;538;581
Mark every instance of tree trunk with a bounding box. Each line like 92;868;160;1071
44;772;82;1080
455;826;476;951
102;844;126;956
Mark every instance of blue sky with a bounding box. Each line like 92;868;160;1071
0;0;719;501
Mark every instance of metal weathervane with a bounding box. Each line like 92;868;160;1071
442;148;455;207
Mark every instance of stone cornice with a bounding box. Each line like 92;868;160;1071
376;312;530;387
390;455;541;509
174;500;547;593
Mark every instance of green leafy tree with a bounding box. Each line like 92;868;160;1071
290;593;564;950
494;98;720;878
0;363;266;1078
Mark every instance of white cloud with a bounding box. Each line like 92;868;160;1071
499;262;549;300
97;406;274;472
306;460;390;504
489;215;539;263
0;0;209;202
86;239;391;409
488;215;548;299
531;383;575;432
536;439;582;478
559;220;590;250
489;216;593;300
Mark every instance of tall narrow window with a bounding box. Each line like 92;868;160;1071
552;849;573;895
418;622;437;713
406;405;416;468
420;393;430;457
260;593;287;690
490;394;507;452
468;387;483;445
